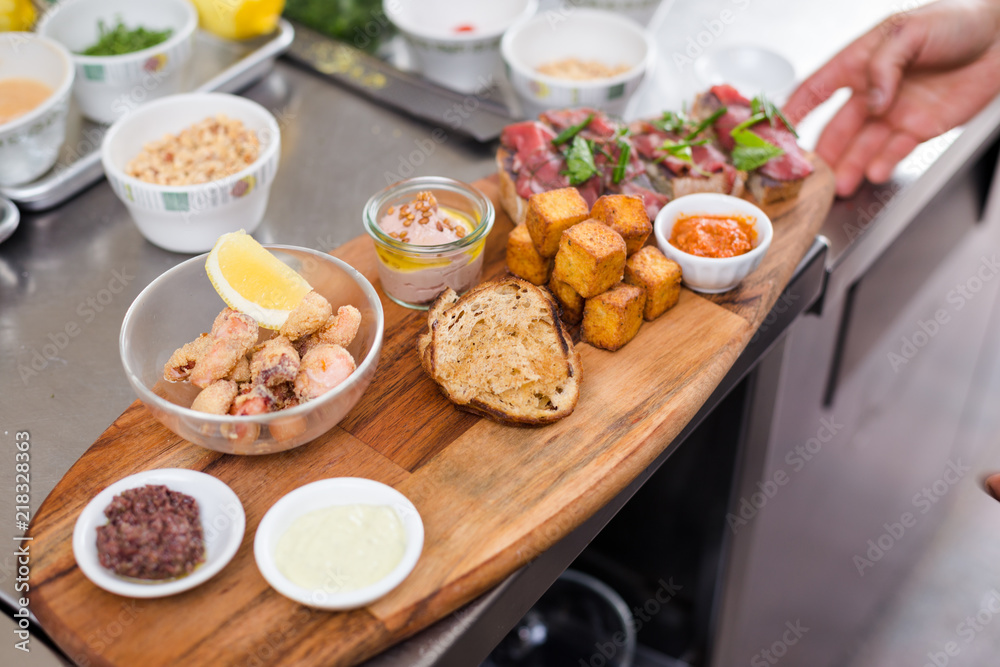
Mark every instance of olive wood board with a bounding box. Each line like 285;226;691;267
28;162;834;667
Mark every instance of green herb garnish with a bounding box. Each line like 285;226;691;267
653;110;687;134
80;19;173;57
563;135;599;185
658;138;709;163
612;139;631;184
730;128;785;171
552;113;595;146
750;95;797;138
684;107;725;141
725;94;797;171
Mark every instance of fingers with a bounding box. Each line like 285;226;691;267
986;473;1000;501
784;31;881;124
867;18;926;115
814;94;869;171
785;59;857;125
866;132;920;183
832;121;892;196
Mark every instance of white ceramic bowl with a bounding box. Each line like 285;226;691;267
501;8;653;117
254;478;424;610
571;0;669;25
101;92;281;253
38;0;197;124
73;468;245;598
0;33;74;186
385;0;538;94
653;193;772;293
694;45;796;101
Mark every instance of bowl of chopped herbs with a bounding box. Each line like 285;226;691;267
38;0;197;124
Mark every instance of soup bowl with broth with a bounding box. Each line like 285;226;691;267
0;33;75;187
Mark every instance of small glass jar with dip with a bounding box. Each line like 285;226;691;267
363;176;495;310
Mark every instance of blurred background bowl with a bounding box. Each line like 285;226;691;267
38;0;197;124
120;245;384;455
694;45;796;102
385;0;537;94
501;8;653;118
569;0;668;25
0;33;74;186
653;193;772;294
101;91;280;253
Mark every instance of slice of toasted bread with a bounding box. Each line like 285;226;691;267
497;146;529;225
747;171;804;204
418;276;582;425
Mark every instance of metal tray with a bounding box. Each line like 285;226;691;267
1;19;294;211
283;23;517;144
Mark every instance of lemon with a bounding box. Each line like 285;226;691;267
191;0;283;41
0;0;36;31
205;230;312;329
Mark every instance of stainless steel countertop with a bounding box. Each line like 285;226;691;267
5;0;994;663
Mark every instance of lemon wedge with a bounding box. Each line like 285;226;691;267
1;0;36;31
205;230;312;329
191;0;283;41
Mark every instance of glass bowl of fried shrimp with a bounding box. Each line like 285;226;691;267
120;246;384;455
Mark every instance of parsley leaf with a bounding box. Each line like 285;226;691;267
564;136;599;185
552;113;595;146
730;128;785;171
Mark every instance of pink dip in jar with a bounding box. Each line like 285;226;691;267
363;177;495;310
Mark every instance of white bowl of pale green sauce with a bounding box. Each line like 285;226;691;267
253;477;424;610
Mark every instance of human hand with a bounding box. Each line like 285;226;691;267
784;0;1000;197
987;472;1000;500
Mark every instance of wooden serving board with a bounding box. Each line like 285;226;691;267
28;164;834;667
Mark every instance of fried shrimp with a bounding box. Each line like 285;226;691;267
280;291;333;341
297;305;362;354
294;344;356;400
230;384;279;416
226;355;251;383
163;333;211;382
190;308;259;389
190;379;239;415
250;336;300;387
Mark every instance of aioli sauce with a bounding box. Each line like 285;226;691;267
0;78;53;125
275;504;406;593
669;214;756;258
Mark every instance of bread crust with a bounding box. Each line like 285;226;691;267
496;147;528;226
747;171;804;204
418;277;581;425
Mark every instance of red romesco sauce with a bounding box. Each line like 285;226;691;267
669;214;757;258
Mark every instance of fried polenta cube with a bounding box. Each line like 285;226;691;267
506;223;552;285
551;220;627;298
624;246;682;320
549;274;584;324
581;283;646;351
525;187;590;258
590;194;652;255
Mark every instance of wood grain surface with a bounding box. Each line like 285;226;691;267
27;163;834;667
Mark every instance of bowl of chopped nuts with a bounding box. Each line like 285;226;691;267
500;8;654;117
101;92;281;253
37;0;198;124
